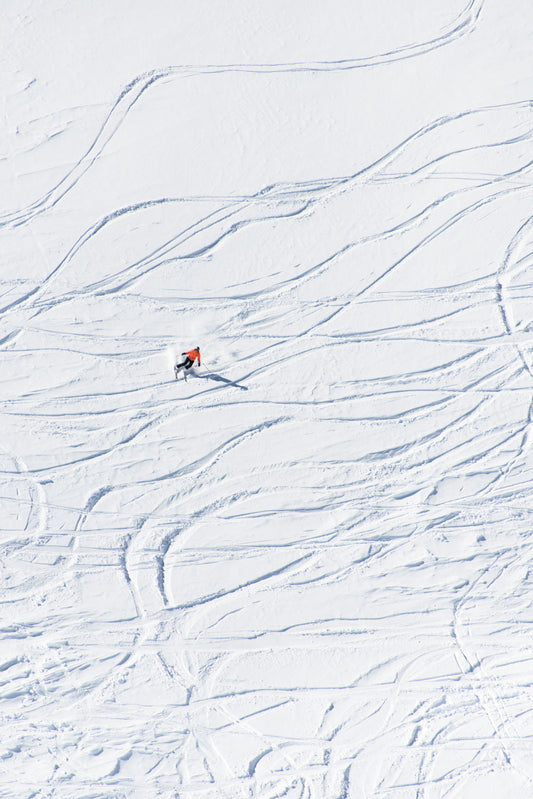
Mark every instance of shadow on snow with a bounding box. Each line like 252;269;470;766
195;372;249;391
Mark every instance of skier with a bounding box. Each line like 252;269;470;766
175;346;201;379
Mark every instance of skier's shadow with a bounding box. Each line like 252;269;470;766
198;372;248;391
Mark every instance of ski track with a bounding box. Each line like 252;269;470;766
2;2;533;797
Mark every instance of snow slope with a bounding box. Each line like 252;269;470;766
2;1;533;797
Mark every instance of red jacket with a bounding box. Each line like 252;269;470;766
185;348;200;366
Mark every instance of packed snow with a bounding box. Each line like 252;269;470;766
2;1;533;797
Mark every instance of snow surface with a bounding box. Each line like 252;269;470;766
2;1;533;797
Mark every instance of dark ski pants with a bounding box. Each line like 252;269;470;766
175;357;194;372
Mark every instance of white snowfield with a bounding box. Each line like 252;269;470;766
2;1;533;797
